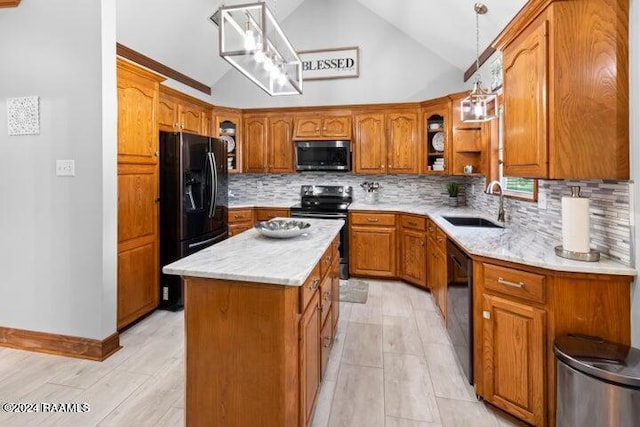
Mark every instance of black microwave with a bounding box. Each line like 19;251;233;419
294;140;351;171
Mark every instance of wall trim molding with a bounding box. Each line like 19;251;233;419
0;327;120;361
0;0;21;8
116;42;211;95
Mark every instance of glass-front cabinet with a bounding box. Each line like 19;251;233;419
214;110;242;173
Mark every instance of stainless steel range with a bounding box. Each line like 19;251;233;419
290;185;352;279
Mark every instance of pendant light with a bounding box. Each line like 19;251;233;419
460;3;496;122
212;0;302;96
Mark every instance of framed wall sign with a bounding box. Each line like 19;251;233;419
298;46;359;80
490;55;503;91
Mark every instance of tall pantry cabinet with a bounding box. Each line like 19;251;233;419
116;59;164;329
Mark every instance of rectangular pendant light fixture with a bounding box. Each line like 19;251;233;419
215;2;302;96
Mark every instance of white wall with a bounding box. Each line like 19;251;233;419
210;0;466;108
630;0;640;346
0;0;117;340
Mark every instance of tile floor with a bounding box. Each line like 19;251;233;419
0;279;525;427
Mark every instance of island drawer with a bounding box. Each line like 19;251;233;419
300;264;321;311
350;212;396;226
483;263;546;304
401;215;426;231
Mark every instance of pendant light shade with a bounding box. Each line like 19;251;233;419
461;3;496;122
213;1;302;96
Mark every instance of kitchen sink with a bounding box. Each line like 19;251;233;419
442;216;504;228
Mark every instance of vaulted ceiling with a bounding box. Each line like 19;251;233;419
116;0;528;102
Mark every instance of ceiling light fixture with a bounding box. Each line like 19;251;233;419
212;1;302;96
460;3;496;122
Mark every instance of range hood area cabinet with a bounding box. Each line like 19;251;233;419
292;112;352;140
495;0;629;180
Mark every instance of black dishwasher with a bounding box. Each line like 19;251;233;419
446;239;473;384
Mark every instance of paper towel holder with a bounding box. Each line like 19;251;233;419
554;245;600;262
555;186;600;262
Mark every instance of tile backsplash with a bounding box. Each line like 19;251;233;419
229;173;633;266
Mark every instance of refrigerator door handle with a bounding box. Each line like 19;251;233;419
188;236;218;249
207;152;217;218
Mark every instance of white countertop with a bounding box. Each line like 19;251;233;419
162;218;344;286
349;202;636;276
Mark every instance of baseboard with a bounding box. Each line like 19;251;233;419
0;327;121;361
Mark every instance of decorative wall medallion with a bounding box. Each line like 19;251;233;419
7;96;40;135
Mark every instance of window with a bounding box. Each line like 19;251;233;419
497;105;537;201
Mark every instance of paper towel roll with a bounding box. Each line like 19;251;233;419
561;195;591;253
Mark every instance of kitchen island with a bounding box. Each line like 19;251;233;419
163;218;343;427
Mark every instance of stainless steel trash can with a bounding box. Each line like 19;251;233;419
554;334;640;427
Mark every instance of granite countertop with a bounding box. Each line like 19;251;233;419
162;218;344;286
350;202;636;276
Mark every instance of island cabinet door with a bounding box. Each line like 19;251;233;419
299;290;320;427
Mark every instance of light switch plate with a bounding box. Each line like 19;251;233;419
56;159;75;177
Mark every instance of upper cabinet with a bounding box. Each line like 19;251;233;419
243;113;294;173
158;87;212;136
422;96;451;175
214;110;242;174
293;113;352;140
495;0;629;180
353;107;420;174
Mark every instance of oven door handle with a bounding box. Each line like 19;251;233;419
291;212;347;219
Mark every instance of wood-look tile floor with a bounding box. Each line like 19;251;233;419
0;280;526;427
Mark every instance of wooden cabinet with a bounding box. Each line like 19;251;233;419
495;0;629;180
299;288;320;427
349;212;396;277
215;110;242;173
426;219;447;320
0;1;21;7
243;114;294;173
353;108;420;174
158;87;211;135
293;114;351;140
448;91;489;177
422;96;451;174
399;215;427;288
474;259;632;426
254;207;289;222
116;59;164;329
228;208;253;237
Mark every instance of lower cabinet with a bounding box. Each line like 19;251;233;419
349;211;396;277
426;219;447;320
474;259;632;427
228;208;253;237
399;214;427;287
481;293;545;426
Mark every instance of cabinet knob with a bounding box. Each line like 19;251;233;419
482;310;491;319
323;336;332;348
420;241;425;246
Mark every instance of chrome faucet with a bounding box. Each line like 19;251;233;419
485;180;505;222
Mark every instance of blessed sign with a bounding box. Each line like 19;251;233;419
298;47;359;80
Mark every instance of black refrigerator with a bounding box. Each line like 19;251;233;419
159;131;228;310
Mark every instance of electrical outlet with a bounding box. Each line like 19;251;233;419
56;159;75;177
257;181;263;190
410;183;418;191
538;192;547;210
471;184;476;195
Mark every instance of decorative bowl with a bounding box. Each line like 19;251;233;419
254;219;311;239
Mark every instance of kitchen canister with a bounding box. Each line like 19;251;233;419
555;186;600;261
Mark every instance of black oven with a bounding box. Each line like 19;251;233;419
290;185;352;279
446;239;473;384
294;140;351;171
